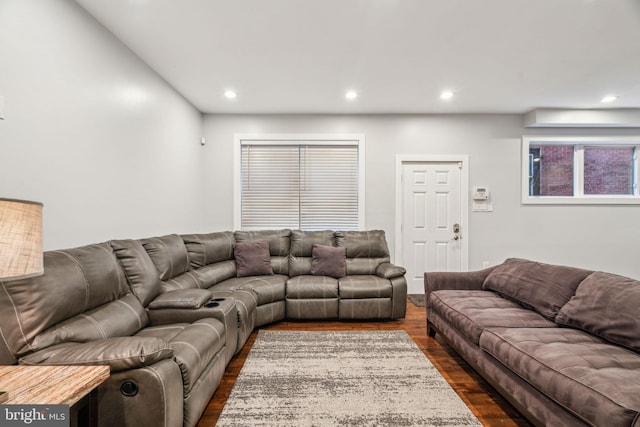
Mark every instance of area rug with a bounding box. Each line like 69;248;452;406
216;330;481;426
408;293;425;307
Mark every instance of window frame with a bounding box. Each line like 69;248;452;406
522;135;640;205
234;133;365;230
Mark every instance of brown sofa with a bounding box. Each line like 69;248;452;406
425;258;640;427
0;229;406;427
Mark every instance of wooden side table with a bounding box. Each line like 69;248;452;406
0;365;110;427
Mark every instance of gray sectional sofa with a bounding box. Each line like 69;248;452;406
0;229;406;427
425;258;640;427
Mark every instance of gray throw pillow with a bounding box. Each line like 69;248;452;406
482;258;592;319
311;244;346;279
556;271;640;352
234;241;274;277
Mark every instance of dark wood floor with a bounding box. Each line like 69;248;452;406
196;299;532;427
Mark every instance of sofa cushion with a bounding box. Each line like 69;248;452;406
482;258;592;319
19;337;173;372
335;230;391;275
338;275;392;299
191;261;236;287
110;239;163;306
182;232;237;286
33;293;148;352
429;290;557;345
289;230;335;277
181;232;235;268
556;271;640;352
234;241;274;277
0;244;148;357
311;244;346;279
335;230;390;258
161;271;202;291
234;229;291;275
480;327;640;427
141;234;190;281
221;275;287;305
286;275;339;299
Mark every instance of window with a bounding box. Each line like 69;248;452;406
522;136;640;204
234;134;364;230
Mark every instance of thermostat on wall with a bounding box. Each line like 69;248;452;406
472;187;489;200
472;186;493;212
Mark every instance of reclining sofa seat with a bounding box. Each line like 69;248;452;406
220;229;291;327
138;233;255;357
287;230;340;318
180;229;290;329
337;230;407;319
286;230;407;320
0;243;228;427
180;231;258;348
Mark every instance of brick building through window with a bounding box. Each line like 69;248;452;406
529;145;635;196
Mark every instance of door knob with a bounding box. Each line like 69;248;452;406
452;235;459;240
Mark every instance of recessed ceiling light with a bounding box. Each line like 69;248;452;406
345;90;358;100
224;90;237;99
601;95;617;103
440;90;454;100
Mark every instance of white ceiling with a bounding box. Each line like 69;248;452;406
75;0;640;115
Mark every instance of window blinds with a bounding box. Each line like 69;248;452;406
241;144;359;230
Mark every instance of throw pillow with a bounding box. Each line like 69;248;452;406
311;244;346;279
234;241;273;277
556;271;640;352
482;258;592;319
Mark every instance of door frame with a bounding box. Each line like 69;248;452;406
394;155;470;279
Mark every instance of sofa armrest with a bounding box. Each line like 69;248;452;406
424;266;497;295
376;262;406;279
147;296;236;327
18;337;173;372
147;288;212;309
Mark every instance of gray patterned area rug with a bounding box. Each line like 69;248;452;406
217;330;481;426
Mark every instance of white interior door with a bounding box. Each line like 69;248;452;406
399;160;467;294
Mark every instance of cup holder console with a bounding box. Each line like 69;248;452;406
204;297;226;308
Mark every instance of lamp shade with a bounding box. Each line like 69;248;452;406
0;198;43;280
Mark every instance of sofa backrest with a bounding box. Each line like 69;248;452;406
234;229;291;275
181;232;237;287
335;230;391;275
0;243;148;363
289;230;335;277
110;239;164;306
141;234;201;291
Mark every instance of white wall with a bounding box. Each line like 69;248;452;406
0;0;205;250
203;114;640;280
2;0;638;280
